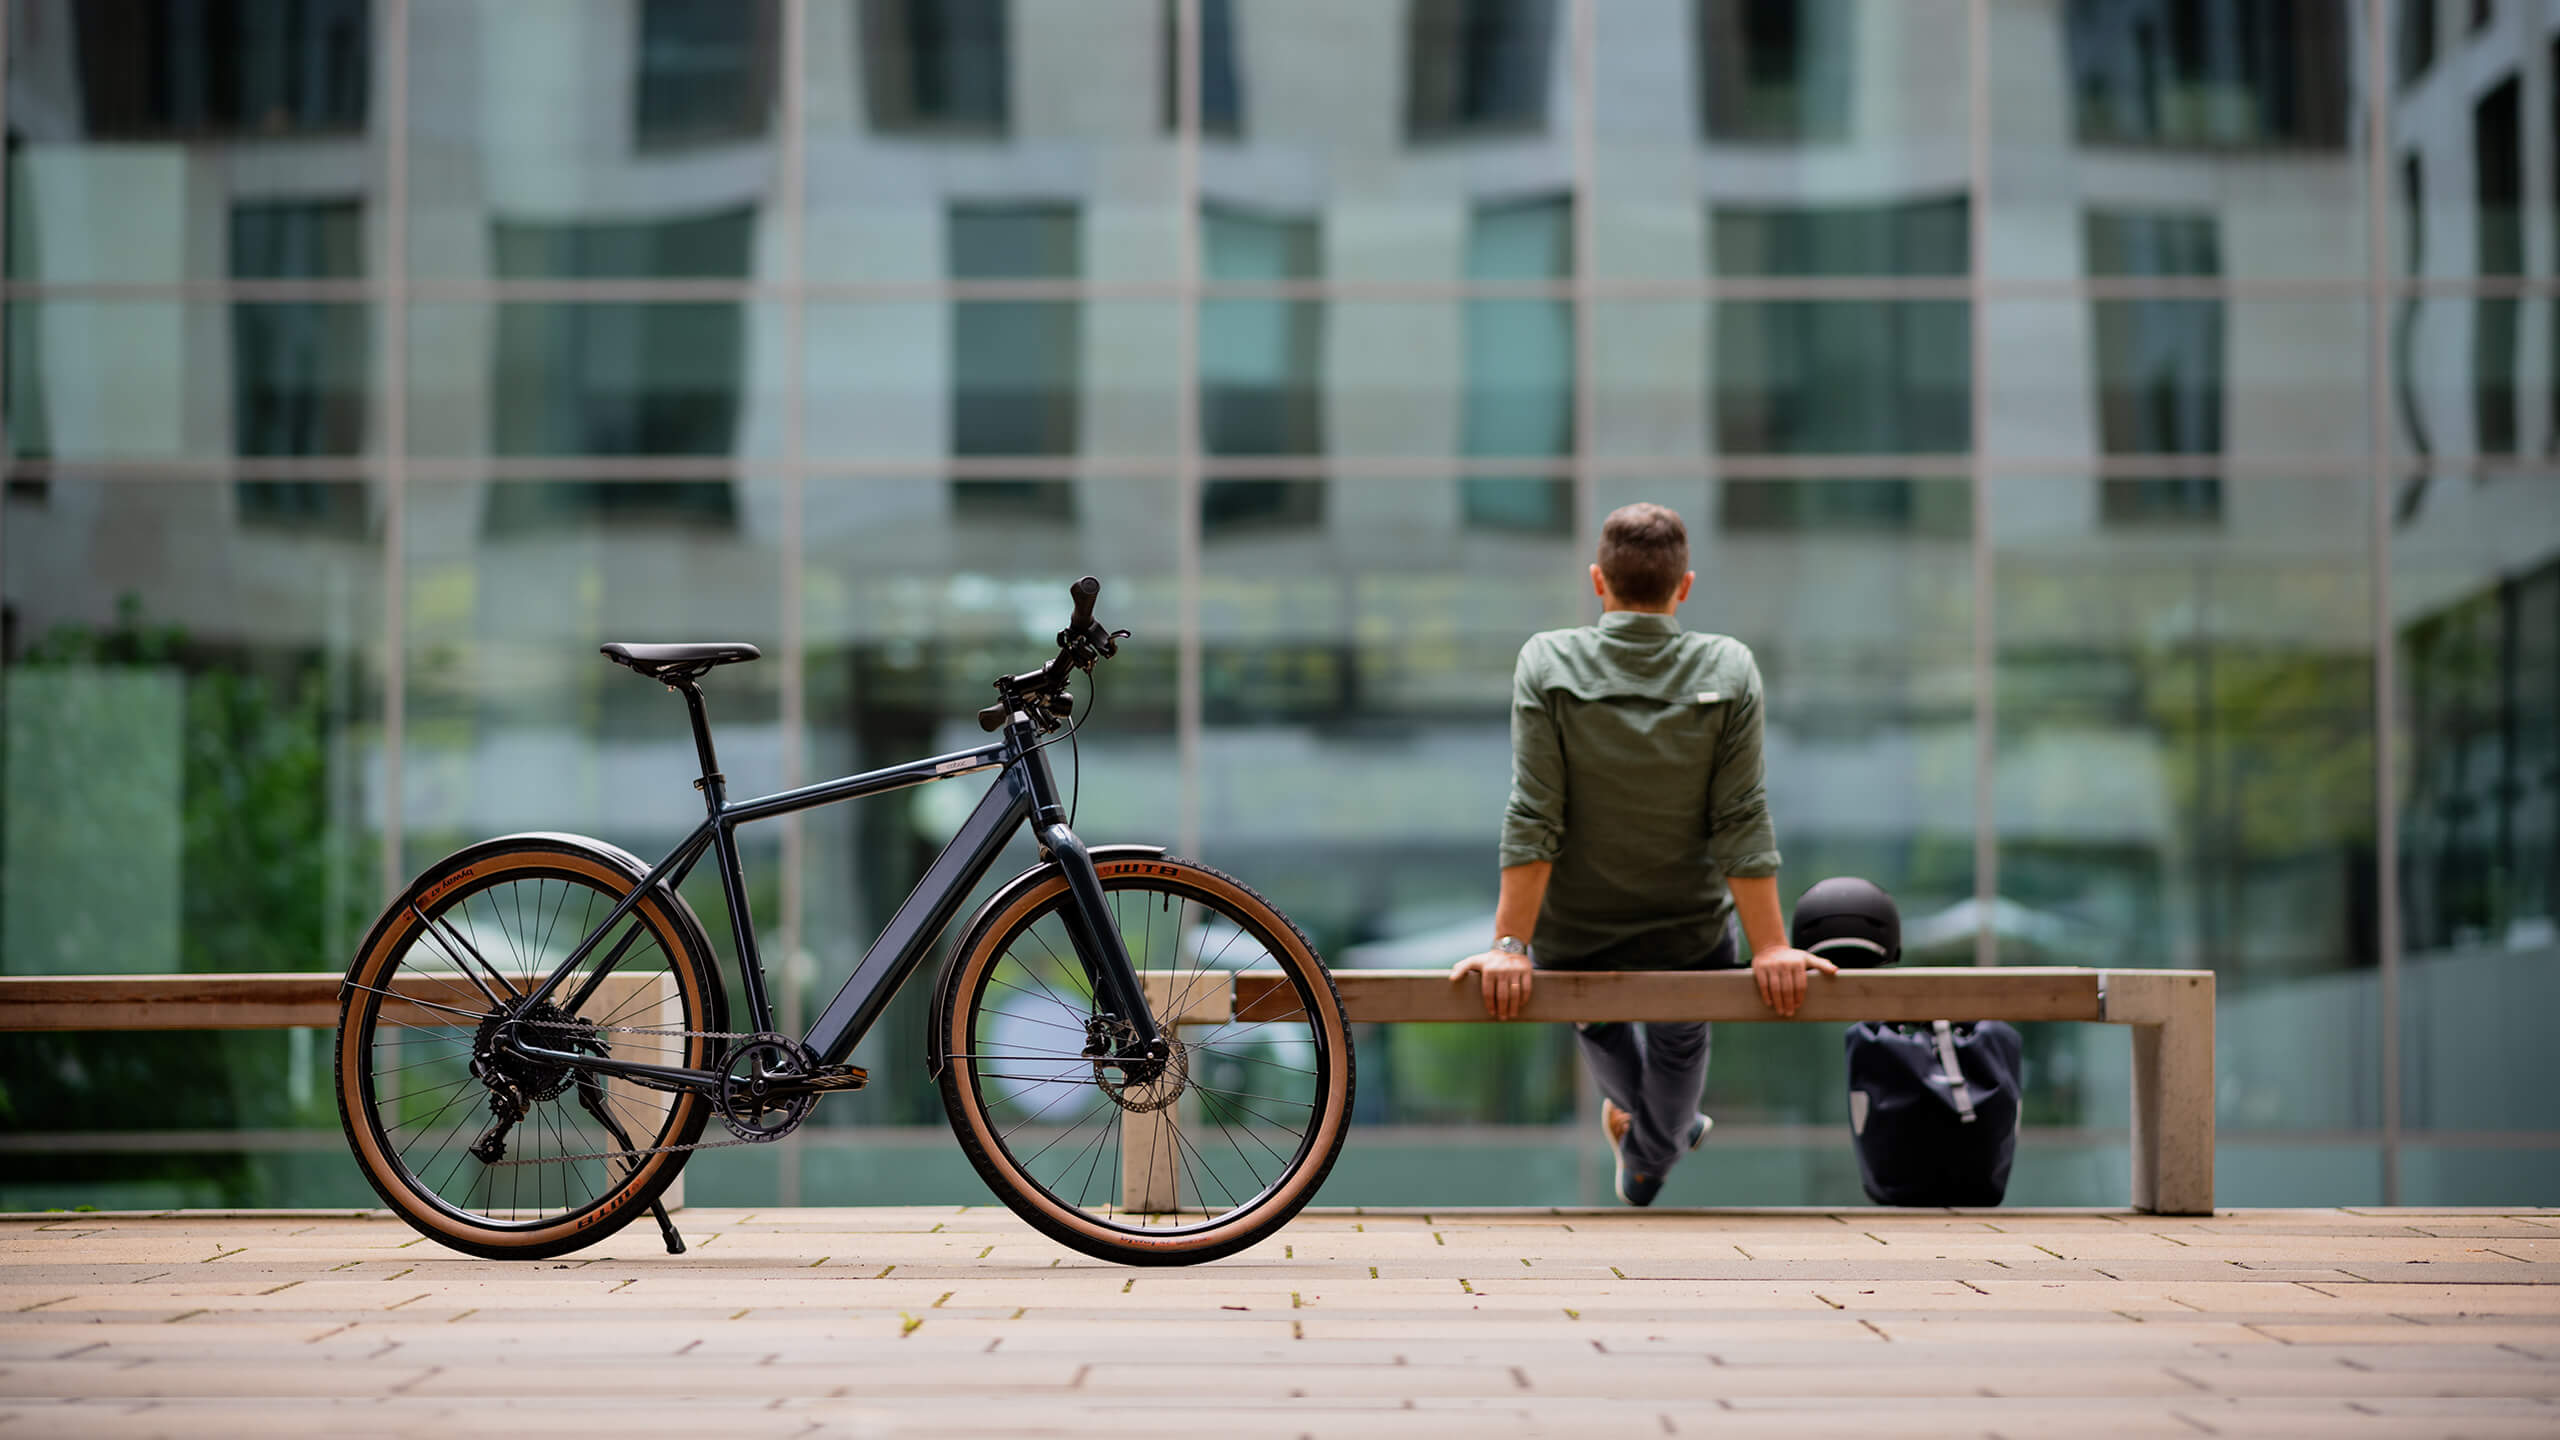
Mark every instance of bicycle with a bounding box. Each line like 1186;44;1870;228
334;578;1354;1266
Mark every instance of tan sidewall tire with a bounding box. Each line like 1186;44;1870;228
940;856;1351;1264
336;846;718;1260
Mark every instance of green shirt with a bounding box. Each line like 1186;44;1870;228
1499;610;1781;969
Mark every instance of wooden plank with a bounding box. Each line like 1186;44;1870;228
1242;966;2119;1025
0;971;674;1032
0;973;352;1031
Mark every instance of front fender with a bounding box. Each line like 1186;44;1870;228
922;843;1170;1078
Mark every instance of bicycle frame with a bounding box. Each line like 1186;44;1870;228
498;679;1156;1093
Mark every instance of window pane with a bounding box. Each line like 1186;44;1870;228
1982;298;2364;462
2393;471;2560;1139
1995;471;2374;1136
798;475;1180;1125
1989;0;2366;280
406;1;779;279
1464;197;1575;465
7;301;371;461
805;0;1174;283
5;0;381;283
1195;301;1571;461
1407;0;1560;141
4;476;384;977
1594;0;1968;281
1593;299;1969;458
802;302;1178;461
1202;0;1574;287
400;474;782;887
408;302;775;459
1197;474;1585;1125
636;0;778;150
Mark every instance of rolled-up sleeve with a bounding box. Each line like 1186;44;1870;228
1706;658;1781;877
1498;644;1566;867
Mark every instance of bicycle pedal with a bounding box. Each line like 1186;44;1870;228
799;1064;867;1093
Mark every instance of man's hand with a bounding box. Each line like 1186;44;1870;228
1451;949;1535;1020
1750;945;1837;1016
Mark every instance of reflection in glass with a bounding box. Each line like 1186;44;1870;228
492;207;755;279
6;301;371;460
4;479;382;978
1203;206;1322;456
1698;0;1853;142
1164;0;1244;135
1463;196;1574;484
1984;299;2364;461
1713;196;1967;276
2474;75;2522;455
860;0;1008;135
2066;0;2349;149
491;304;745;456
951;205;1082;457
67;0;370;138
1716;301;1970;454
2394;474;2560;1142
1719;477;1969;538
798;475;1180;1123
404;1;775;280
635;0;777;150
1406;0;1559;141
1998;472;2375;1136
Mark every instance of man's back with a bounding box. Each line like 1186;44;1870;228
1499;609;1780;968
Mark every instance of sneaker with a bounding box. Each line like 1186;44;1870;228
1610;1110;1714;1208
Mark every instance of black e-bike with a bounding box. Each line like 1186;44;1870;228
335;578;1352;1266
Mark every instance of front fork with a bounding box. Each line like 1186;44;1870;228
1036;819;1164;1057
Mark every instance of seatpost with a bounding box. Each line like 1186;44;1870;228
672;679;725;811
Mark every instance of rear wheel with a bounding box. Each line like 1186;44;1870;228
335;839;723;1260
938;855;1353;1266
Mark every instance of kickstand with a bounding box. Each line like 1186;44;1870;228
646;1198;687;1255
577;1078;687;1255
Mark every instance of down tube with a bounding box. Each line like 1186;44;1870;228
802;766;1035;1065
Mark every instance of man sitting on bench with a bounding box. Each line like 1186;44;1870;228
1451;502;1835;1206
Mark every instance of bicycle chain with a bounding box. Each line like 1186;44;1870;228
478;1016;791;1169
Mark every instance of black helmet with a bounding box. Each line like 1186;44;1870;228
1790;877;1900;968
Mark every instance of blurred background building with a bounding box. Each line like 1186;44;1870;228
3;0;2553;1209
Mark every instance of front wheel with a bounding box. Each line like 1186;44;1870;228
938;854;1354;1266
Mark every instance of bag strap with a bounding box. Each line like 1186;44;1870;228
1932;1020;1978;1124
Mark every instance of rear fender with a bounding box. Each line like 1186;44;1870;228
356;831;730;1038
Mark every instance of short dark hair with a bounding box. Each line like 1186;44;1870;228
1597;502;1688;607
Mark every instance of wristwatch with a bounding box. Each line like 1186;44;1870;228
1492;935;1530;958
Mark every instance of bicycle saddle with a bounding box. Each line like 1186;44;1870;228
600;641;762;682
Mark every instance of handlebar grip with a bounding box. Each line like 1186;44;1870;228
977;702;1011;732
1068;575;1100;634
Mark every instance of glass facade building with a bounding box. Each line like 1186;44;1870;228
3;0;2554;1209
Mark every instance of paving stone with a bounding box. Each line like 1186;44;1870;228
4;1206;2557;1434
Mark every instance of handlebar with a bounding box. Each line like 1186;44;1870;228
978;576;1127;733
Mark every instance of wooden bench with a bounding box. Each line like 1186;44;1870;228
0;971;690;1207
1130;966;2216;1216
1;965;2216;1216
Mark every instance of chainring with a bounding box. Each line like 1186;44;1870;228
716;1033;820;1142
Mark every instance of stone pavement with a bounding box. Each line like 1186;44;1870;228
2;1206;2556;1438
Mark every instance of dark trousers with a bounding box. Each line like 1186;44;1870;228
1556;920;1739;1178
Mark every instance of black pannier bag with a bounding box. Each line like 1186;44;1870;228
1793;877;2024;1206
1843;1019;2025;1207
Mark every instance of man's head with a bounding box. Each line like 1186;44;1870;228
1592;502;1694;613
